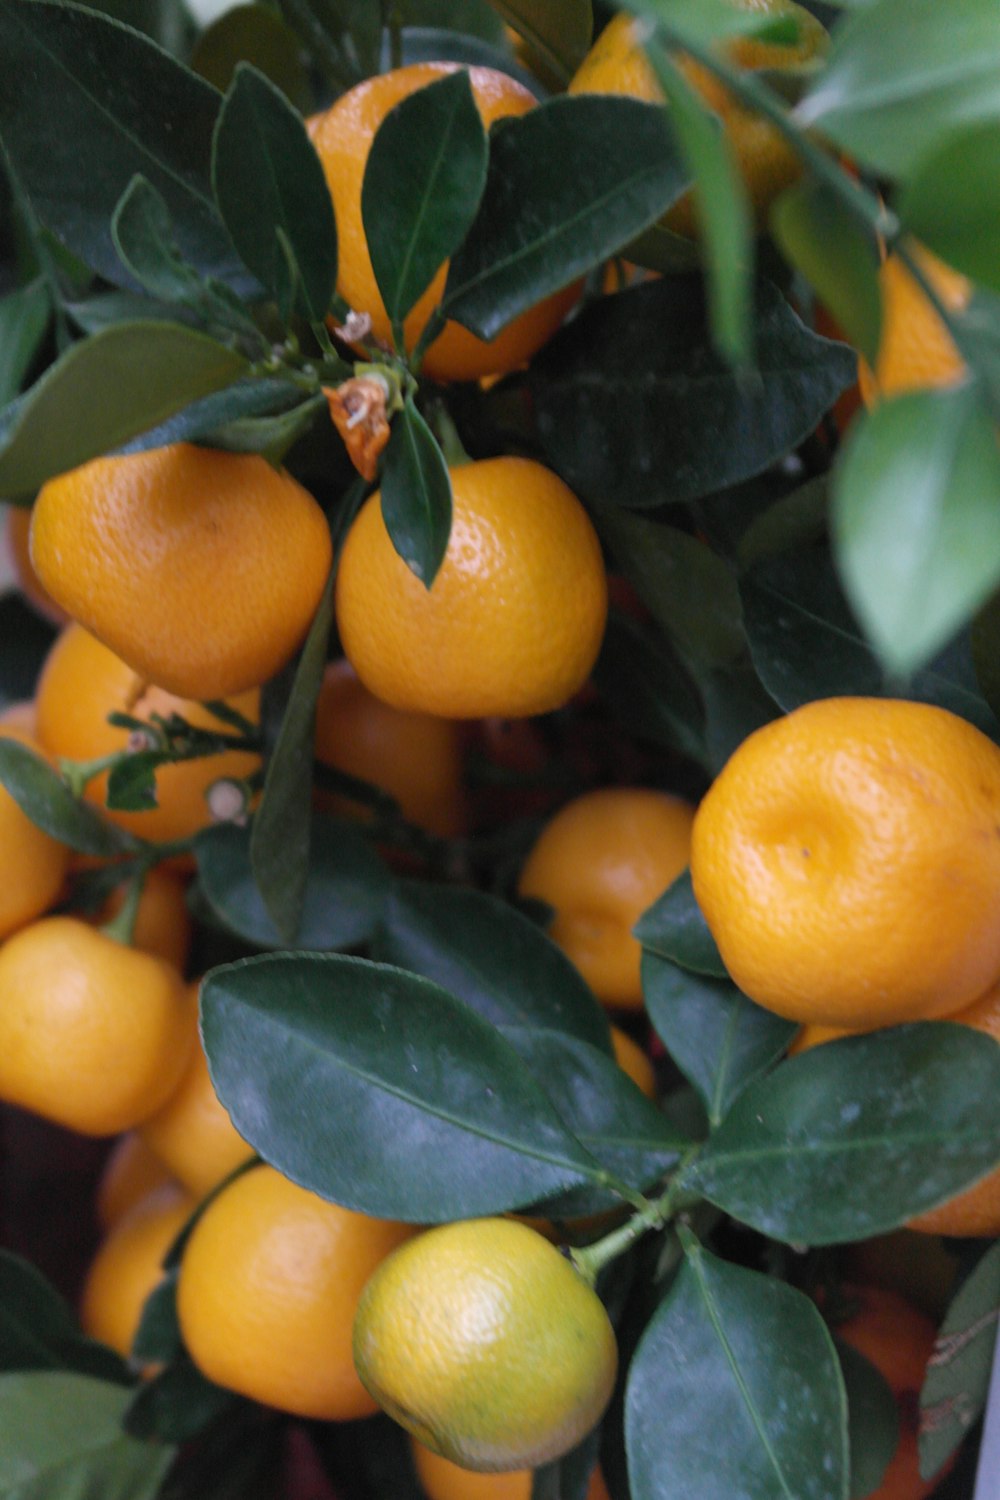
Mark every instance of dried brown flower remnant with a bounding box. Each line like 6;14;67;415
325;377;391;481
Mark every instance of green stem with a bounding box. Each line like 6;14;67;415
59;751;124;798
409;306;447;374
429;402;472;467
100;866;147;946
569;1148;704;1284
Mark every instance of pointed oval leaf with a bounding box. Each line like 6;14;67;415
684;1025;1000;1245
0;1252;130;1385
0;738;139;857
201;952;603;1221
379;398;453;585
592;610;708;767
634;870;727;979
836;1342;898;1500
123;1351;238;1445
919;1239;1000;1483
0;279;51;408
192;3;314;111
625;1242;848;1500
486;0;593;85
899;120;1000;297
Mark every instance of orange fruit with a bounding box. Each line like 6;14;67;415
95;868;193;972
35;623;260;846
315;658;467;838
690;697;1000;1028
353;1217;617;1471
0;916;194;1135
517;788;695;1010
858;247;970;407
5;503;68;626
411;1439;611;1500
30;443;332;699
80;1184;194;1358
177;1164;413;1420
96;1132;178;1232
0;725;70;939
568;1;828;239
307;65;578;382
610;1024;657;1098
335;458;607;719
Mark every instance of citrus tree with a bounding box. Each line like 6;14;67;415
1;1;1000;1497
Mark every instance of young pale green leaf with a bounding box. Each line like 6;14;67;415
920;1239;1000;1483
443;95;688;340
197;814;390;951
832;386;1000;679
770;178;881;366
899;120;1000;297
0;321;248;500
530;277;855;509
635;0;804;47
374;879;611;1053
592;611;708;767
0;1252;130;1385
213;63;337;322
250;565;334;943
797;0;1000;181
835;1342;899;1500
642;952;795;1126
379;397;453;585
634;870;727;978
200;952;603;1221
192;3;314;111
0;0;248;292
0;1371;174;1500
625;1241;848;1500
683;1025;1000;1245
363;70;487;329
0;738;139;857
0;279;50;407
953;290;1000;426
486;0;593;85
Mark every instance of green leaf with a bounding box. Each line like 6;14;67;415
832;386;1000;679
115;378;313;459
973;586;1000;724
197;814;390;951
200;952;604;1221
770;178;881;366
636;0;808;47
634;870;727;978
531;277;856;509
379;397;453;585
212;63;337;322
592;611;708;767
683;1025;1000;1245
0;0;247;291
124;1352;238;1445
899;120;1000;297
250;565;334;943
533;1431;603;1500
443;95;688;340
374;878;612;1052
131;1270;182;1367
105;751;160;812
363;70;487;328
625;1241;848;1500
0;1253;130;1384
642;952;795;1126
836;1342;898;1500
0;597;57;709
191;3;314;112
0;738;139;857
0;278;50;407
0;321;248;500
485;0;593;86
953;289;1000;425
700;656;780;774
920;1239;1000;1483
0;1371;174;1500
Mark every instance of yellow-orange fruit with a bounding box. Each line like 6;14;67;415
81;1185;194;1357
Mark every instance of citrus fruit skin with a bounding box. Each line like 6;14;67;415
411;1438;611;1500
96;869;193;973
353;1217;618;1472
690;697;1000;1028
315;659;467;838
335;458;607;719
568;1;828;239
0;916;194;1136
177;1164;413;1420
35;624;260;846
81;1184;194;1358
858;247;969;406
0;725;70;939
307;64;578;382
517;788;695;1010
5;503;68;626
96;1133;178;1232
30;443;332;700
610;1024;656;1099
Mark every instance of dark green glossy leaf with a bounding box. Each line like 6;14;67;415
197;813;390;951
75;0;194;53
953;289;1000;425
920;1239;1000;1483
0;0;247;291
201;952;603;1221
900;121;1000;297
973;586;1000;725
486;0;593;85
832;386;1000;678
771;178;881;366
192;3;314;111
736;473;829;573
131;1270;182;1367
591;611;708;767
625;1240;848;1500
0;321;248;500
0;279;50;407
0;596;57;708
116;378;313;458
531;277;855;509
836;1342;898;1500
124;1352;238;1445
250;565;334;943
374;878;611;1052
443;95;687;340
399;0;506;44
0;1252;130;1384
634;870;726;978
700;656;780;774
683;1026;1000;1245
0;737;139;857
364;70;487;328
0;1371;174;1500
642;952;795;1126
213;63;337;322
379;397;452;585
105;751;159;812
378;25;535;84
274;0;378;90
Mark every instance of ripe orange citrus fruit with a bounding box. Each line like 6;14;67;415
517;787;695;1011
30;443;332;700
353;1217;617;1471
96;1132;178;1232
307;65;578;382
335;458;607;719
95;868;193;972
690;697;1000;1028
0;916;194;1135
411;1438;611;1500
568;0;828;239
0;725;70;939
610;1024;657;1098
177;1164;413;1420
315;658;467;837
858;246;970;407
35;623;260;847
5;503;68;626
80;1183;194;1358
